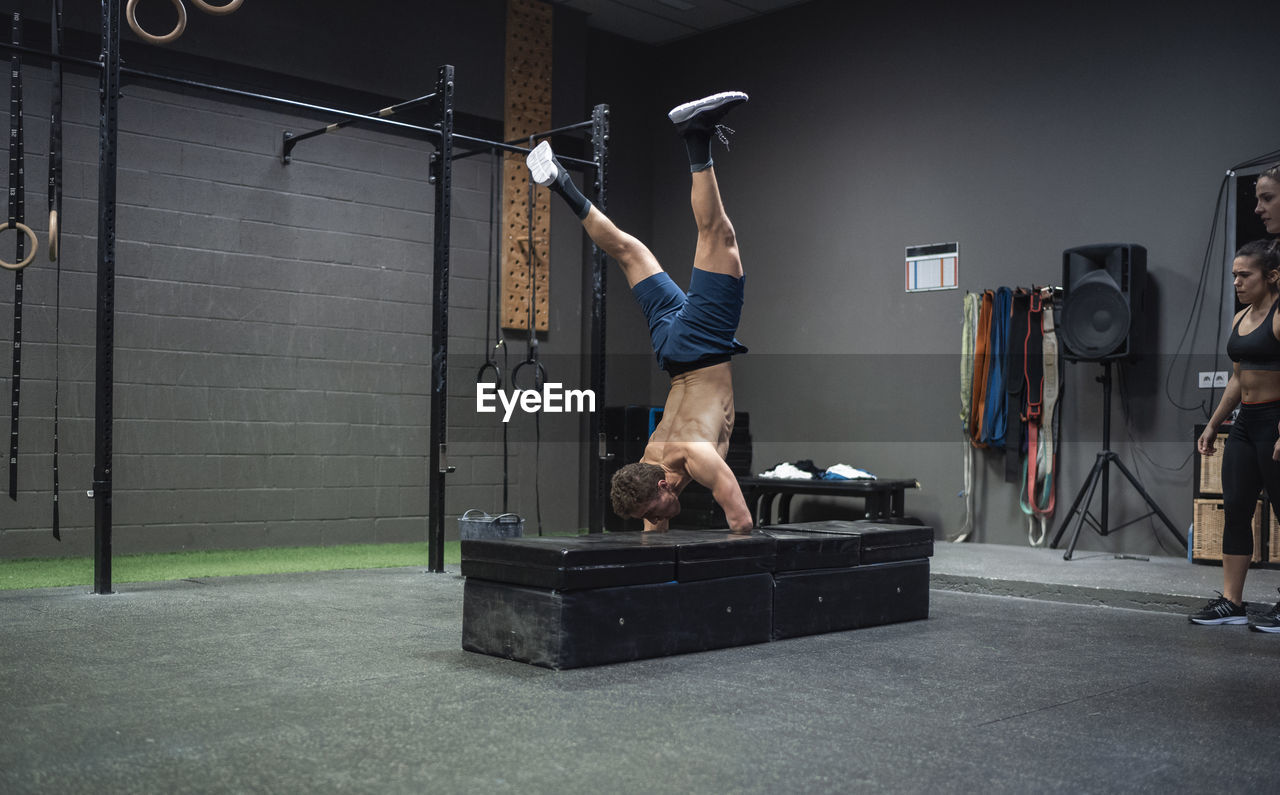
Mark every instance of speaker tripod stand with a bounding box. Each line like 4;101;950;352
1050;361;1188;560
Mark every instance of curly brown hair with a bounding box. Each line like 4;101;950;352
610;462;665;517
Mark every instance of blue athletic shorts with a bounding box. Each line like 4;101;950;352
631;269;748;375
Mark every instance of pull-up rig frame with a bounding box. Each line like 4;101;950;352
0;1;613;591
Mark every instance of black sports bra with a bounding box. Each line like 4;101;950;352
1228;298;1280;371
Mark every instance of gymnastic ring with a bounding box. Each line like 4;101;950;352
126;0;187;46
0;222;39;271
477;361;503;391
189;0;244;15
47;210;58;262
511;359;547;391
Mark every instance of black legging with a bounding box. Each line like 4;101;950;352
1221;400;1280;555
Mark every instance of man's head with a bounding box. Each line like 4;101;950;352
610;462;681;523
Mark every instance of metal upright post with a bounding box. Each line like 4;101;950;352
588;104;610;533
427;65;454;573
93;0;122;595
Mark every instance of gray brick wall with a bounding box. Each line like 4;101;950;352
0;53;593;557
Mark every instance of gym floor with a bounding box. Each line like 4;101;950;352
3;543;1278;794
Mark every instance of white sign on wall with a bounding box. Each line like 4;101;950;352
905;242;959;292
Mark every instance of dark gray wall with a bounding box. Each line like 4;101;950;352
642;0;1280;553
4;0;1273;559
0;0;596;557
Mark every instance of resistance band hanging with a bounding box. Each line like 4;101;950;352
963;285;1063;545
49;0;65;537
980;287;1011;448
1020;288;1061;544
6;11;34;501
952;291;980;543
1004;288;1031;483
968;290;992;447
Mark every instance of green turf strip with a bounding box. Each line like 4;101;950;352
0;541;458;591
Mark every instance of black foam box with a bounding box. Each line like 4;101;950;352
768;520;934;564
462;573;774;669
761;526;862;572
653;529;776;581
460;535;676;591
461;530;777;589
771;558;931;640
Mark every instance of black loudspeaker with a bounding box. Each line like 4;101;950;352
1059;243;1146;362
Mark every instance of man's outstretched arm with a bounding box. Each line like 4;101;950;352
684;443;753;533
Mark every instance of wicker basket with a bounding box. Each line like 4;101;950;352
1198;432;1228;495
1192;498;1262;563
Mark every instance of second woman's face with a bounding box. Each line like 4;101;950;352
1257;176;1280;234
1234;256;1277;304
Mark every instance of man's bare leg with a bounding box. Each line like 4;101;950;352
690;168;742;278
527;141;662;288
668;92;748;278
581;208;663;288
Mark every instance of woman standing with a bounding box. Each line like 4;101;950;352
1193;167;1280;630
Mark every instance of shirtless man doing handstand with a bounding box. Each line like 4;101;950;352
527;91;753;533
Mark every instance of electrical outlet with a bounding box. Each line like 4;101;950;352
1213;371;1229;387
1199;371;1214;388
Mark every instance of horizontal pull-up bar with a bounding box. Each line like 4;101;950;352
503;118;595;146
0;40;444;143
0;39;597;171
450;132;598;170
282;91;440;163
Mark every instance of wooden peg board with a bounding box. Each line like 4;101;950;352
502;0;553;332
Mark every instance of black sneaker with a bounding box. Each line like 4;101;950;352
1188;592;1248;625
667;91;748;136
1249;589;1280;633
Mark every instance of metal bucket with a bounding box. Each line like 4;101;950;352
458;509;525;541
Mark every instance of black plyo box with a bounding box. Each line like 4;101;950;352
761;526;861;572
462;573;774;669
461;530;776;589
768;520;933;564
648;529;776;581
460;535;675;591
771;558;931;640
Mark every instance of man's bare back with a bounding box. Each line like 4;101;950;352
640;362;752;533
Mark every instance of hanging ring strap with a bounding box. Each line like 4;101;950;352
477;150;504;390
48;0;62;263
0;222;37;271
190;0;244;14
126;0;188;45
47;210;57;261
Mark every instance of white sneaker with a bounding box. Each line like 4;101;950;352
667;91;749;129
526;140;560;186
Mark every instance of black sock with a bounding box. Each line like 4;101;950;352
550;171;592;219
683;130;713;172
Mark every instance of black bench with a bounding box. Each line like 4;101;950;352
737;476;921;525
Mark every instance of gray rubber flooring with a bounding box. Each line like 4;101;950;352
3;544;1279;794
